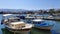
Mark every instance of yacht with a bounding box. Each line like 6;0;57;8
5;21;33;34
25;14;35;19
31;19;54;30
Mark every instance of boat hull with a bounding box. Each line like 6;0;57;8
34;26;53;30
5;27;31;34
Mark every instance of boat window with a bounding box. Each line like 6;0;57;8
38;22;41;24
18;19;20;20
42;23;46;25
12;25;14;26
8;19;20;22
21;26;25;27
33;22;37;24
33;21;42;24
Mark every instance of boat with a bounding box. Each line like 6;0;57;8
2;14;33;34
5;21;33;34
31;19;54;30
1;14;13;25
25;14;35;20
16;14;26;20
1;14;20;25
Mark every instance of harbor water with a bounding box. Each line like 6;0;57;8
0;14;60;34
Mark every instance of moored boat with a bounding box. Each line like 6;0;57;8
31;19;54;30
5;21;33;34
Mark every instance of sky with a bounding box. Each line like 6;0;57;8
0;0;60;10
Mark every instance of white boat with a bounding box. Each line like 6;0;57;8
5;21;33;34
2;15;20;25
25;17;35;19
31;19;54;30
1;14;13;24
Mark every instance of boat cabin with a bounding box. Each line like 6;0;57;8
31;19;44;24
8;21;25;29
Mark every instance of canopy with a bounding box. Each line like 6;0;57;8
32;19;44;22
10;21;25;25
3;14;12;17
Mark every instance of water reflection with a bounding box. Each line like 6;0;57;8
1;28;14;34
51;21;60;34
1;28;51;34
30;28;51;34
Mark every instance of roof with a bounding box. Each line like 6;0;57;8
10;21;25;25
32;19;44;22
3;14;12;16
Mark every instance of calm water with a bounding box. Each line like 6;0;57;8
0;14;60;34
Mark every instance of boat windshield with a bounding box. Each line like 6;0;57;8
33;21;42;24
8;19;20;23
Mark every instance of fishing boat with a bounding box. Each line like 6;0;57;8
31;19;54;30
2;14;33;34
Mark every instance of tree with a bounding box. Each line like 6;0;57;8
49;9;55;14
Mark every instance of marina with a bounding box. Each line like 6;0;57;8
0;0;60;34
0;14;60;34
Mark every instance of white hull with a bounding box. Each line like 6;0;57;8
5;27;31;34
35;26;53;30
5;24;33;34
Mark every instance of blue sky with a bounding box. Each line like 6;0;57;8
0;0;60;10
